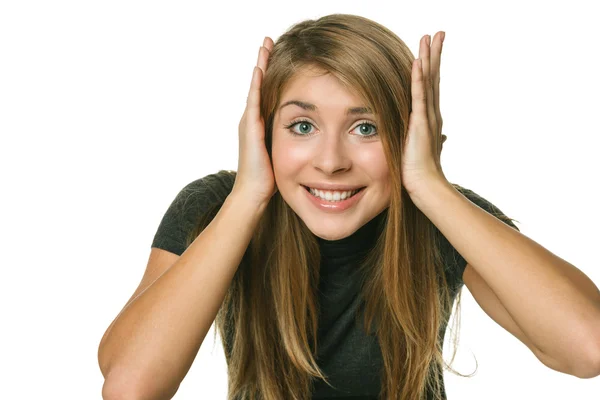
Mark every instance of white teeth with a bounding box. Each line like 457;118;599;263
308;187;360;202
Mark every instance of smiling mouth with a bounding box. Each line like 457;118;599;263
301;185;366;196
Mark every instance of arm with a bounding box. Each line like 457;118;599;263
411;179;600;379
99;191;266;399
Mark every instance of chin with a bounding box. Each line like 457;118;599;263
314;231;353;241
280;186;364;235
303;218;360;240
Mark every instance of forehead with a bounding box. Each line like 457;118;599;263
279;66;367;111
282;66;334;93
289;64;330;80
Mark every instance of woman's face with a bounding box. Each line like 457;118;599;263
271;66;391;240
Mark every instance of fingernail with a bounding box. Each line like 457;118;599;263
441;32;445;43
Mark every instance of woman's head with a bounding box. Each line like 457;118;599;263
261;14;416;240
188;14;470;400
271;66;391;240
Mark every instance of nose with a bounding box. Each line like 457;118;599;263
310;133;352;175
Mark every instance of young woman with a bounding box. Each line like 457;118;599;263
98;14;600;400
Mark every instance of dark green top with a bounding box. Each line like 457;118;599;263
151;171;519;399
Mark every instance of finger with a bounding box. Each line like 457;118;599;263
256;46;269;75
248;44;267;104
420;35;436;138
246;65;262;122
430;32;444;132
257;37;274;73
411;58;427;129
263;36;274;52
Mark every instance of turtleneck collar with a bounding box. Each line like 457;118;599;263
316;208;387;260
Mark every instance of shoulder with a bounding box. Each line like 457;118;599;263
450;183;520;231
175;169;237;209
151;170;237;255
166;169;238;230
435;183;520;290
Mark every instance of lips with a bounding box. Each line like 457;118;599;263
302;185;366;201
301;185;366;192
303;183;367;212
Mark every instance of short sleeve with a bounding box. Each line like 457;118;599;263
151;170;236;256
437;184;520;291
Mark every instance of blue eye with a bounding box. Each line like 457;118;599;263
288;120;314;135
356;123;377;136
284;119;378;139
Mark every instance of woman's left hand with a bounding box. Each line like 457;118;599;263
401;32;449;198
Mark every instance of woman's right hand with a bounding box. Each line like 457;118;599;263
232;37;278;208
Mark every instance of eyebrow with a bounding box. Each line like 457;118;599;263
278;100;374;116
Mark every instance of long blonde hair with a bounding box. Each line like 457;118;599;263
186;14;514;399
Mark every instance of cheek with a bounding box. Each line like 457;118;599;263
272;140;310;175
356;148;389;179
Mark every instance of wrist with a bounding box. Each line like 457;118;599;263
226;190;269;218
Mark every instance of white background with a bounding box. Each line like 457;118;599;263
1;0;599;398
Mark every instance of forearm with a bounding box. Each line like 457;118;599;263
100;191;266;398
411;180;600;378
